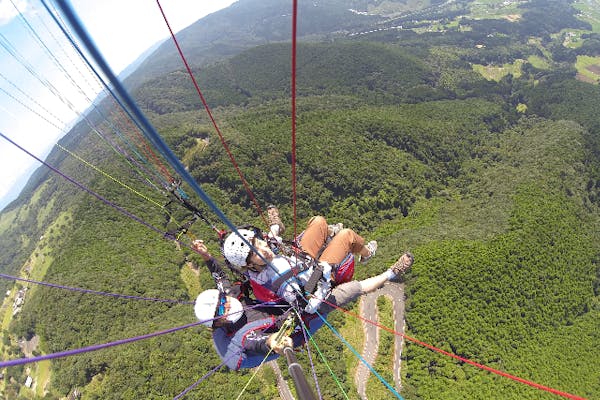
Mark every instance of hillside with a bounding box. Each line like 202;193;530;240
0;0;599;399
125;0;387;89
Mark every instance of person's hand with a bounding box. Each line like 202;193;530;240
266;333;293;355
192;240;212;261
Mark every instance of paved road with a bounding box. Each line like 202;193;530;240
355;281;405;399
270;360;295;400
271;281;406;400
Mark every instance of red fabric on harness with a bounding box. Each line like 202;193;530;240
250;280;281;302
333;254;355;284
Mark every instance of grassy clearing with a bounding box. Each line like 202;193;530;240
182;137;209;166
0;211;72;398
472;59;525;81
340;301;365;385
575;55;600;83
180;262;201;299
34;360;51;397
1;290;15;331
26;212;74;292
527;55;551;70
573;0;600;32
468;0;523;20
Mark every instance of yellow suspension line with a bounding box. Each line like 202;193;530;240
55;143;190;234
234;317;296;400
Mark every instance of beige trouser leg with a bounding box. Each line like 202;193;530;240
300;216;370;264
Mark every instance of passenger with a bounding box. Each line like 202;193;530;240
220;206;377;310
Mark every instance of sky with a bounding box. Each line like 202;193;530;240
0;0;237;210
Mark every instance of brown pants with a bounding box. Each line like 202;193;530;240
299;216;367;264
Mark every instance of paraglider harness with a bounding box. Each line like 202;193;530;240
218;224;344;312
162;180;348;309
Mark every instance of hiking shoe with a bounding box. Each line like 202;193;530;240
390;252;414;276
360;240;378;264
327;223;344;237
267;205;285;235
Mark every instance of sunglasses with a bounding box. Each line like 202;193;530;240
217;293;227;317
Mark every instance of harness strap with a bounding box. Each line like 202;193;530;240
167;180;225;237
271;262;310;290
303;262;323;295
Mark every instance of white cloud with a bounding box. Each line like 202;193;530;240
0;0;27;26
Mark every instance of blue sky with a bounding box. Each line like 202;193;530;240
0;0;236;210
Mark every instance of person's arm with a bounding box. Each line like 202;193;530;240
243;331;293;355
192;240;236;294
267;205;285;239
243;331;271;353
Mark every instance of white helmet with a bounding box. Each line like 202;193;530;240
194;289;244;327
222;229;256;268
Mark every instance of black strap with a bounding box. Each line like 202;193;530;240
303;262;323;294
167;181;224;236
271;262;311;290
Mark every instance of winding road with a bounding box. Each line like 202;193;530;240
355;281;405;399
270;360;295;400
273;281;406;399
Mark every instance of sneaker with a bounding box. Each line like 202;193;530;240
360;240;378;264
267;205;285;235
390;252;414;276
327;223;344;237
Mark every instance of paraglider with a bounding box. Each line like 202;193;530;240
193;235;414;370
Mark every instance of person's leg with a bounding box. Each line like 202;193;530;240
358;271;390;293
319;228;370;265
316;253;414;314
360;252;414;292
299;216;328;258
317;269;393;315
317;281;362;314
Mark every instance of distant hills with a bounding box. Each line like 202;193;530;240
124;0;439;89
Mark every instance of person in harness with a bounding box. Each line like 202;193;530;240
220;207;378;312
193;246;414;370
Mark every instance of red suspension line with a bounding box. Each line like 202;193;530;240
155;0;267;226
320;297;588;400
115;105;175;183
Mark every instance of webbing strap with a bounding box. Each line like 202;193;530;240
271;262;310;290
303;262;323;294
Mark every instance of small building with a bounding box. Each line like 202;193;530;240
25;376;33;388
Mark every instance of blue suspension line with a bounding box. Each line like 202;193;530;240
40;0;171;190
49;0;273;267
314;309;405;399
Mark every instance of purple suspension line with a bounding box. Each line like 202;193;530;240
0;273;193;304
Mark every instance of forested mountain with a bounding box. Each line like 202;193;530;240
126;0;385;89
0;0;599;399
